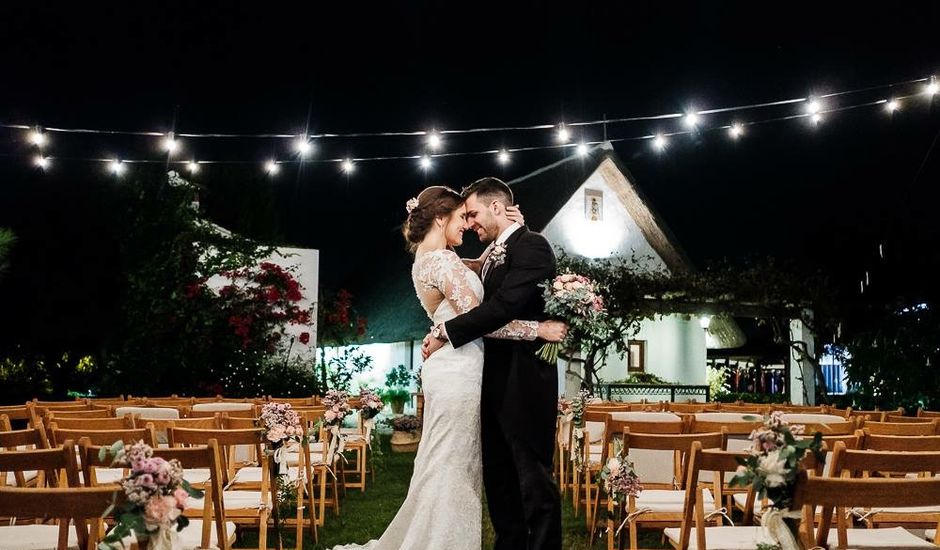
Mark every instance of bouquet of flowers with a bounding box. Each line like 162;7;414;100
598;439;642;506
258;402;304;446
321;390;351;464
321;390;351;427
358;388;385;452
390;415;422;433
537;272;607;363
98;440;204;550
730;411;824;549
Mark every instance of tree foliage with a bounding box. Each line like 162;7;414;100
0;228;14;280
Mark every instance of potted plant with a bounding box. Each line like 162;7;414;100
388;415;422;452
382;364;412;415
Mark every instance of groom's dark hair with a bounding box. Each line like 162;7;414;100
462;177;514;206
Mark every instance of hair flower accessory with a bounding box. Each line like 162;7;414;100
406;197;420;213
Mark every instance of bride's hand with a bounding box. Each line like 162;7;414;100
537;320;568;342
505;205;525;226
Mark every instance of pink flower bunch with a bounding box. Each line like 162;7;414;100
747;412;806;453
112;441;191;526
259;402;304;444
602;456;643;504
549;273;605;314
358;388;385;420
321;390;350;426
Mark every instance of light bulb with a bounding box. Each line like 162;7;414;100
341;159;355;173
34;155;49;170
556;125;570;143
419;156;432;170
265;160;280;175
729;123;744;138
108;160;126;176
497;149;510;164
426;132;442;150
576;143;589;157
885;99;900;113
295;138;313;156
652;134;667;151
28;129;47;148
806;99;821;114
684;112;700;128
186;161;200;173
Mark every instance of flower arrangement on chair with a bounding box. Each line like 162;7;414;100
98;440;204;550
321;390;351;464
597;438;643;541
358;388;385;453
730;411;824;550
569;389;592;472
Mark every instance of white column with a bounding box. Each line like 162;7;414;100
788;314;816;405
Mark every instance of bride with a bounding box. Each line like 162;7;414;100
332;186;566;550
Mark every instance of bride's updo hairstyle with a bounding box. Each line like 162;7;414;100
403;185;464;251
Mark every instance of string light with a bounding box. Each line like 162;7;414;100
683;112;700;128
426;131;442;150
294;137;313;157
927;78;939;96
28;128;47;148
162;133;180;154
108;159;126;176
497;149;510;164
186;161;200;173
806;99;822;115
33;155;49;170
556;125;570;143
811;113;823;125
264;160;279;175
729;123;744;139
341;158;355;173
576;143;589;157
885;99;900;113
652;134;667;151
419;155;432;170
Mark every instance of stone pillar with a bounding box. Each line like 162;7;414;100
788;313;816;405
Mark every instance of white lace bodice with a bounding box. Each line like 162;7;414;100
411;248;538;340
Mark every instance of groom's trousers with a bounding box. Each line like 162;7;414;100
482;410;562;550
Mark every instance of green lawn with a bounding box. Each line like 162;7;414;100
242;436;668;549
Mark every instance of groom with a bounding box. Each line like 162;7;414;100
423;177;561;550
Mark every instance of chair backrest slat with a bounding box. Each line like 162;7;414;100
49;424;157;447
863;420;939;435
863;433;940;451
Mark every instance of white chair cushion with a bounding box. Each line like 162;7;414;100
187;490;270;511
780;413;847;424
663;526;774;549
633;489;715;513
191;402;253;412
0;524;78;550
81;467;125;485
608;412;682;422
283;442;327;465
695;412;759;422
4;470;38;486
870;504;940;514
731;492;769;515
232;466;299;484
182;468;212;485
115;406;180;420
825;526;935;548
926;529;935;542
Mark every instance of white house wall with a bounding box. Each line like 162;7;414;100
595;315;707;385
540;168;670;266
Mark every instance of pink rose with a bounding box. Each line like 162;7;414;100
324;410;337;422
173;487;188;509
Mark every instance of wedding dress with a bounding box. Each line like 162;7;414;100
332;248;537;550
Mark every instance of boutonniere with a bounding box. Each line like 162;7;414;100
489;243;508;268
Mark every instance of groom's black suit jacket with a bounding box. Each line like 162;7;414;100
445;226;558;458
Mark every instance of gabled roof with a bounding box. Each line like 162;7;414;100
508;142;695;273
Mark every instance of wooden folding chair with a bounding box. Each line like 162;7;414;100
848;408;902;423
885;414;935;423
602;429;727;550
918;409;940;419
168;427;279;550
0;417;52;488
80;438;233;550
863;419;940;436
801;451;940;549
0;462;116;550
45;414;136;431
863;432;940;452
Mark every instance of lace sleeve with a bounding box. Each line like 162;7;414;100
421;250;538;341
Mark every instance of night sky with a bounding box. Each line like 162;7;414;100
1;2;938;349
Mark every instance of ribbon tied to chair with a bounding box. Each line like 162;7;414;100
326;424;347;466
761;508;804;550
